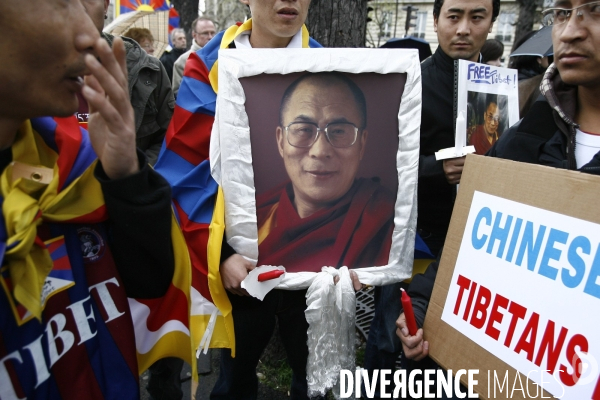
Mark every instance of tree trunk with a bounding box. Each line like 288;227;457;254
306;0;368;47
512;0;543;51
171;0;198;49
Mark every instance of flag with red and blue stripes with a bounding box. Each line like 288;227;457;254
154;20;321;356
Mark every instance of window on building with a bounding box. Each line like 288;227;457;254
495;12;516;42
414;12;427;39
379;11;393;38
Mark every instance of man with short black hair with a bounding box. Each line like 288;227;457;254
367;0;500;396
397;0;600;369
489;0;600;170
172;17;217;97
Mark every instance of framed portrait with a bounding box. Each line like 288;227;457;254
456;60;519;155
211;48;421;287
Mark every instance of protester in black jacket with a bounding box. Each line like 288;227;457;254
397;0;600;364
160;29;187;82
363;1;500;397
489;67;600;174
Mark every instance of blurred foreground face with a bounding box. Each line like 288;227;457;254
551;0;600;88
140;39;155;55
434;0;495;61
0;0;99;122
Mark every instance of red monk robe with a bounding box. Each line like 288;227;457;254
469;124;499;155
256;178;395;272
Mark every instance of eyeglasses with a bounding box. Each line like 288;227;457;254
541;1;600;26
195;30;216;37
485;113;500;123
284;122;360;148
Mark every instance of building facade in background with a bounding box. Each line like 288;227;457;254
201;0;250;30
366;0;542;65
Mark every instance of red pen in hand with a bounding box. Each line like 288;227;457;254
401;288;418;336
257;269;285;282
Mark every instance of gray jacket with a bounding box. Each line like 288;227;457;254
102;33;175;165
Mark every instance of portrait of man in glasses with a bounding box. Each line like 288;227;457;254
468;92;507;154
252;72;399;273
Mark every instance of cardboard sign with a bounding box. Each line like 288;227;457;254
425;155;600;400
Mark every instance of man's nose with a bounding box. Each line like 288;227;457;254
456;18;471;36
557;11;588;43
74;1;100;52
309;131;333;157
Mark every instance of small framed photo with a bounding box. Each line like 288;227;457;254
456;60;519;155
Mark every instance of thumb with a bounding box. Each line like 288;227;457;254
349;270;362;291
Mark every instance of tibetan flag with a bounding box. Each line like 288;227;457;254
169;6;180;34
154;20;321;360
128;214;194;374
0;115;195;377
0;116;107;325
0;236;75;325
116;0;170;16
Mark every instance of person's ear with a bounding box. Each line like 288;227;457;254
488;21;494;33
359;130;368;160
104;0;110;13
239;0;250;6
276;126;285;158
433;15;438;33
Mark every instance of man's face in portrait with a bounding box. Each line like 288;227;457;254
552;0;600;88
483;102;499;136
0;0;98;122
434;0;495;61
276;78;368;216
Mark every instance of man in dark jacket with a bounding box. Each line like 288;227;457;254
364;0;500;396
418;0;500;256
82;0;174;165
159;28;187;82
397;0;600;371
489;0;600;172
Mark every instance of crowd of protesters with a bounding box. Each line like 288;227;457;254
1;0;599;399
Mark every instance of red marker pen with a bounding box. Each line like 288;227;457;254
401;288;418;336
257;270;285;282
